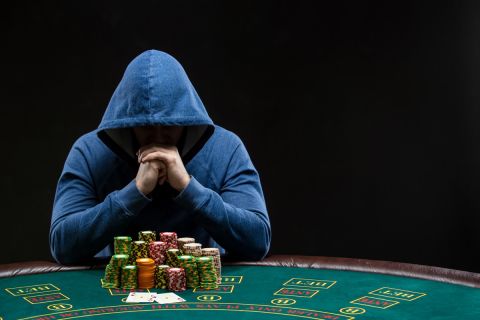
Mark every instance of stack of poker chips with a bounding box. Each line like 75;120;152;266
136;258;155;289
166;267;187;292
101;231;223;293
114;236;132;255
101;265;118;289
183;243;202;257
121;265;138;289
160;232;178;249
178;255;200;288
149;241;168;265
196;256;219;289
155;265;169;289
177;237;195;254
129;240;148;264
101;254;129;289
165;248;181;267
139;231;156;243
202;248;222;284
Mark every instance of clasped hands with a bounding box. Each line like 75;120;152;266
135;144;190;195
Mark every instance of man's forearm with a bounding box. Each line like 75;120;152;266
50;181;150;265
174;177;271;260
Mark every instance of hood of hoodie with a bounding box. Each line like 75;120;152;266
97;50;214;163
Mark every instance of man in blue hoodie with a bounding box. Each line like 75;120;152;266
50;50;271;265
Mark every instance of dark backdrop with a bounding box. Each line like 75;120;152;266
2;1;480;272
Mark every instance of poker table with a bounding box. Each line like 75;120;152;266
1;255;479;320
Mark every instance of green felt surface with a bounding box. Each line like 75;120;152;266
0;265;479;320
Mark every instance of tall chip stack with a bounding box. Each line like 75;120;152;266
114;236;132;255
183;243;202;257
136;258;155;289
196;256;219;289
129;240;148;264
177;237;195;254
160;232;178;249
101;254;129;289
121;265;137;289
178;255;200;288
138;231;156;243
149;241;167;265
201;248;222;284
165;248;181;267
101;264;117;289
155;265;169;289
166;267;187;291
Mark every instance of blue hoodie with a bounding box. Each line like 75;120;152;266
49;50;271;265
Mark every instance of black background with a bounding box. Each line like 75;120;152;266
2;1;480;272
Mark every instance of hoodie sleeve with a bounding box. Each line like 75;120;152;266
174;141;271;261
49;142;151;265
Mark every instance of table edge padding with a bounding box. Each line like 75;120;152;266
229;255;480;288
0;255;479;288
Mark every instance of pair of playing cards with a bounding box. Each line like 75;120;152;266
125;292;186;304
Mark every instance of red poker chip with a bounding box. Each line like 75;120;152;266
160;232;178;249
149;241;167;265
166;267;186;291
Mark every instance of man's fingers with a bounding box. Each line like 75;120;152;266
147;159;167;170
137;143;166;155
137;144;176;162
141;151;172;164
139;149;165;162
138;144;171;155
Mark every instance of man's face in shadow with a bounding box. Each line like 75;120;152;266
133;125;184;147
